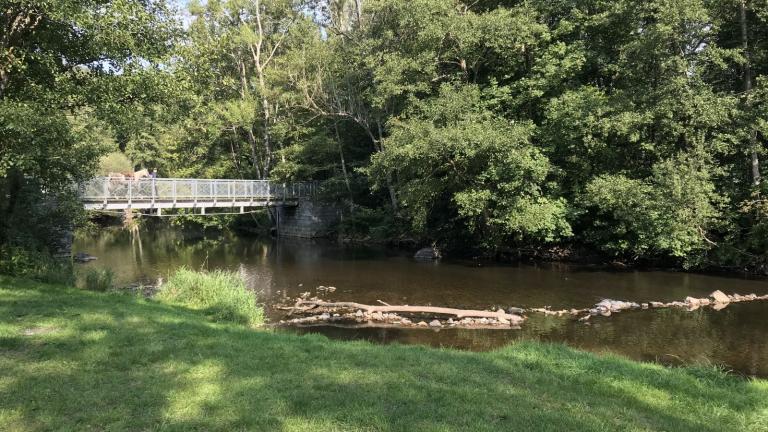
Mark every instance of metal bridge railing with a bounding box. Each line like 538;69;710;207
79;177;316;204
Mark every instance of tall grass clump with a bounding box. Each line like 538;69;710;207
82;268;115;292
157;267;264;327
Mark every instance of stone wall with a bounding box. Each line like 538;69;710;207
275;200;341;238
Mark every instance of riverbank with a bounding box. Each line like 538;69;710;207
2;277;767;431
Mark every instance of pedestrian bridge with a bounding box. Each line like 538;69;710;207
79;177;315;214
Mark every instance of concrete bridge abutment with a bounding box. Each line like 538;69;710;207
274;200;341;238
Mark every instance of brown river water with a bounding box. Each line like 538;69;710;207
74;228;768;377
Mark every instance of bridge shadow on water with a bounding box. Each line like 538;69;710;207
1;282;766;431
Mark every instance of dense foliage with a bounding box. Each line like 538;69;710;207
3;0;768;270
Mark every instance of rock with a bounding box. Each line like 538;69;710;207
417;321;428;327
73;252;97;263
507;307;525;314
685;297;701;306
429;319;442;328
447;318;454;324
332;313;340;317
355;310;363;318
498;318;510;325
400;318;412;325
478;318;489;325
371;312;383;321
710;290;730;304
319;313;331;320
641;303;649;309
414;247;441;261
650;301;665;308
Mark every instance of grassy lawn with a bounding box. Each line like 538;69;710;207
1;277;767;431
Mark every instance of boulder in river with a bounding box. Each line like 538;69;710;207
73;252;97;263
414;247;440;261
710;290;730;304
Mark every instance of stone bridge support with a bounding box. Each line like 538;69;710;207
275;200;341;238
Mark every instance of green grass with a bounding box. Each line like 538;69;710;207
156;267;264;327
1;277;767;432
81;267;115;292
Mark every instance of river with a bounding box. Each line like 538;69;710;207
74;228;768;377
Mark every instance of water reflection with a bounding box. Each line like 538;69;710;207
74;227;768;377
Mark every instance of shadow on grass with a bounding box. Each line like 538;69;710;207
1;280;766;431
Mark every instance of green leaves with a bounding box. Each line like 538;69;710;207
371;84;571;247
582;152;723;262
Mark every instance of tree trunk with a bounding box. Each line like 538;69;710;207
376;119;399;212
259;86;272;178
251;0;278;178
246;127;263;179
353;0;363;27
740;0;760;187
333;120;351;194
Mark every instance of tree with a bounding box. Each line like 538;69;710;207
370;84;571;249
0;0;179;256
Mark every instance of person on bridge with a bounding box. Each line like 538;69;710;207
151;169;158;198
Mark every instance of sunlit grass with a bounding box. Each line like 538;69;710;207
0;276;767;431
156;267;264;327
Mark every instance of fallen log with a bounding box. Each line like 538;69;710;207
279;322;520;330
292;300;524;324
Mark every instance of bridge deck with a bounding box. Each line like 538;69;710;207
80;177;314;212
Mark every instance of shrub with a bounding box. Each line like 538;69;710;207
82;268;115;292
97;151;133;175
0;246;75;285
157;268;264;327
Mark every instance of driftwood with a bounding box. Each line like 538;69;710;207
278;299;526;328
292;300;523;322
282;322;518;330
277;289;768;330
